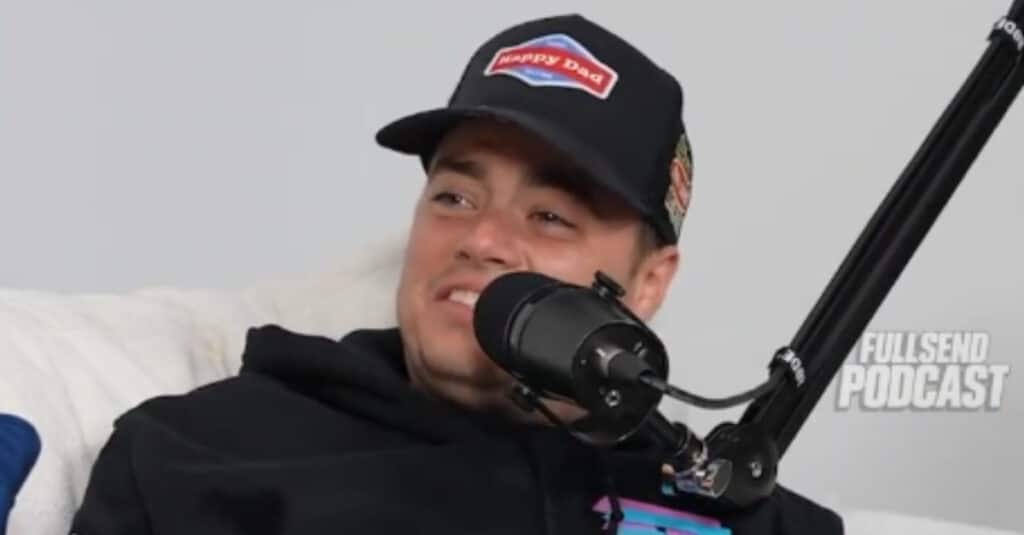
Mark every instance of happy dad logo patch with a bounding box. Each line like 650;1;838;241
483;33;619;99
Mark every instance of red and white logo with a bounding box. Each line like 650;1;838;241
483;33;619;99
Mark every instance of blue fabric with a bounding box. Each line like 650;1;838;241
597;503;733;535
0;414;41;535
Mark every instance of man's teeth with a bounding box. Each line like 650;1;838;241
448;289;479;308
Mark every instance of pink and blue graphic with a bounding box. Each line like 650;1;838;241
483;33;619;99
593;496;733;535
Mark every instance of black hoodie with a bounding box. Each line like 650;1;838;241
71;325;843;535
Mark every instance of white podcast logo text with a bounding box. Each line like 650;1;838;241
836;331;1010;411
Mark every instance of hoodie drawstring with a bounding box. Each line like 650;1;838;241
598;450;624;535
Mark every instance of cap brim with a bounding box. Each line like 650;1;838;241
375;105;654;223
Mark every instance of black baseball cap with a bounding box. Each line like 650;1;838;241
375;14;693;244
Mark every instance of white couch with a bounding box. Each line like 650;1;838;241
0;237;1017;535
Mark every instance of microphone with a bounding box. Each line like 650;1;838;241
0;414;41;534
473;270;669;444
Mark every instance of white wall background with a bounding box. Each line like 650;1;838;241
1;1;1021;532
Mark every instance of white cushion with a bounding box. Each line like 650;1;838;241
0;237;403;535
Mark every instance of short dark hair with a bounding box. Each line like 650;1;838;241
638;223;666;254
628;223;668;278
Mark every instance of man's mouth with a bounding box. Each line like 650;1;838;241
445;288;480;309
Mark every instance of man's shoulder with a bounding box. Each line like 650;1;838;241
113;373;278;435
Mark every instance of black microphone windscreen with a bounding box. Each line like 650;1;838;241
473;271;561;368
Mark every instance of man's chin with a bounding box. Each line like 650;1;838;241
413;354;513;400
424;376;516;413
426;339;506;380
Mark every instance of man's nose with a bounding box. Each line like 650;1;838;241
456;209;523;269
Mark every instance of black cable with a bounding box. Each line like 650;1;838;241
597;449;625;535
639;371;783;410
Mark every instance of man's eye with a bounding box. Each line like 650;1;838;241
531;210;576;228
432;191;471;207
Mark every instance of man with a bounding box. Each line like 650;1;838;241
72;14;843;535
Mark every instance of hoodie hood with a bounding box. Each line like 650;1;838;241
239;325;499;444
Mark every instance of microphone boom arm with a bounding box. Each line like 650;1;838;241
740;0;1024;458
658;1;1024;507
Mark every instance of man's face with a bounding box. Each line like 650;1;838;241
395;119;679;421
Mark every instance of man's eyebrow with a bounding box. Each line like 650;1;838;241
429;154;485;180
429;153;600;207
529;165;597;206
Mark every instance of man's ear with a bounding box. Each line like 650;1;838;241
626;245;680;321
